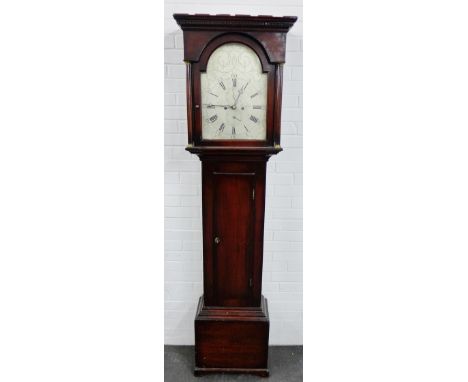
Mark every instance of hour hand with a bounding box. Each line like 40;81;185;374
233;116;242;122
203;103;231;108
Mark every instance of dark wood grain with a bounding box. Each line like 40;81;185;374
173;13;297;33
173;14;297;64
213;171;254;307
185;62;193;144
194;295;270;376
274;64;284;146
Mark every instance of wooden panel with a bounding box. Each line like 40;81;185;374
195;320;269;369
251;161;266;306
185;62;193;144
194;295;270;374
274;64;283;146
173;14;297;64
213;171;254;307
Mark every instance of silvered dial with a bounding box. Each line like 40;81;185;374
201;43;267;140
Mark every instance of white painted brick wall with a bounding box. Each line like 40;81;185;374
165;0;302;345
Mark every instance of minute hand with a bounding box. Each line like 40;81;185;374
233;81;249;107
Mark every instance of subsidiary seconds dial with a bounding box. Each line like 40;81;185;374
201;43;267;140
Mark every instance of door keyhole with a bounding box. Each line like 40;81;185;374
214;236;221;245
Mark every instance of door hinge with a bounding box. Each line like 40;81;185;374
249;278;253;287
252;188;255;200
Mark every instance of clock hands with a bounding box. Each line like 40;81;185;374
203;103;233;109
205;80;252;112
204;80;254;137
232;81;250;109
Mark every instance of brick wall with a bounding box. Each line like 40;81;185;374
164;0;302;345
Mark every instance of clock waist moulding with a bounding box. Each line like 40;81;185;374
173;13;297;377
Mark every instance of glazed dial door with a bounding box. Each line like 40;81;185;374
201;43;267;140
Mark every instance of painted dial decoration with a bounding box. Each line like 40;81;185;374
201;43;267;140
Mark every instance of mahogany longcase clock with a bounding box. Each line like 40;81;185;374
173;13;297;377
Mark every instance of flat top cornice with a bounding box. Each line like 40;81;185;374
173;13;297;32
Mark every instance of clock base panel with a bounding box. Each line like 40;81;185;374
194;367;269;378
194;295;270;377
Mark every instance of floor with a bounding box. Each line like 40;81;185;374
164;346;302;382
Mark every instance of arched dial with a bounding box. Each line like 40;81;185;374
201;43;267;140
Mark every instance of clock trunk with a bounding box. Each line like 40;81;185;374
201;159;266;308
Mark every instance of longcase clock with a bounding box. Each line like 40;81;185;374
173;13;297;377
